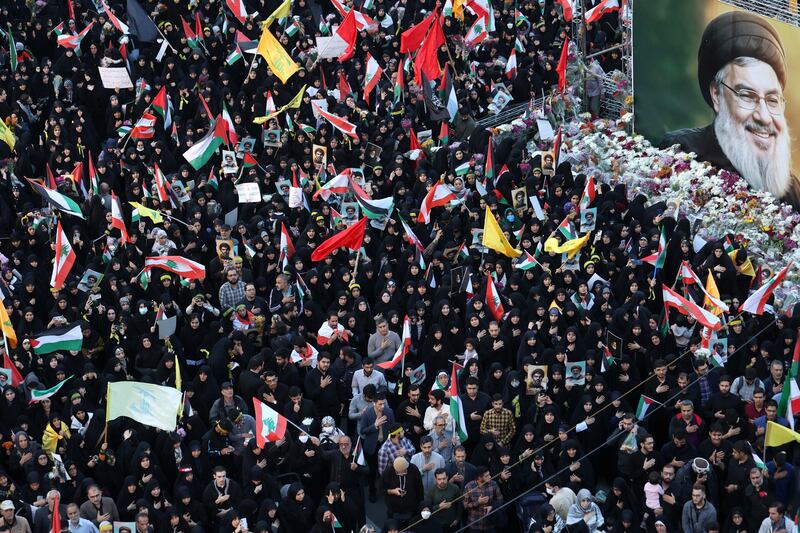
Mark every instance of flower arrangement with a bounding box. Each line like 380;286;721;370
564;113;800;305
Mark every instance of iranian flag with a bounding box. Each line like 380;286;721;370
30;375;73;404
312;102;358;139
143;256;206;280
449;362;468;441
226;0;248;22
635;395;655;420
31;323;83;355
662;285;721;331
26;178;84;219
486;274;505;321
779;335;800;429
377;315;411;369
364;53;383;105
312;169;351;200
642;226;666;271
253;398;288;447
418;182;456;223
740;262;792;315
50;220;76;291
110;191;129;244
585;0;620;24
222;102;238;145
557;215;575;240
464;16;487;47
579;175;596;211
183;118;228;170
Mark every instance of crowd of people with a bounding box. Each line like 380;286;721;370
1;0;798;533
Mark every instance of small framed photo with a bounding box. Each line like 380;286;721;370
565;361;586;387
580;207;597;232
511;186;528;210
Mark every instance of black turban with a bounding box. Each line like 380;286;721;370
697;11;786;107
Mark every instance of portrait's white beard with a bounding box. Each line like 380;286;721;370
714;96;792;198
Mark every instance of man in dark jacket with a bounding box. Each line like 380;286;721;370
381;456;424;527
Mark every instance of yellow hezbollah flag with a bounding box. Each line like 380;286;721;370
0;295;17;349
703;272;723;316
0;119;15;150
129;201;164;223
452;0;465;20
730;249;755;277
257;24;299;83
265;0;291;27
482;207;521;258
544;233;591;259
106;381;182;432
765;420;800;448
253;84;307;124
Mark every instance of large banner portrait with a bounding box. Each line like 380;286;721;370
634;1;800;207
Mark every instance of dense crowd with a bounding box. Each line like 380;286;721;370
2;1;798;533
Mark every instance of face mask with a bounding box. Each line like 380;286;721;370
299;435;309;443
510;380;520;388
139;307;148;315
421;510;431;520
506;215;515;223
322;426;333;434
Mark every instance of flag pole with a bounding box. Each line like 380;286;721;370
352;435;361;464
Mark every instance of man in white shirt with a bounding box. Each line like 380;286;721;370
423;390;450;431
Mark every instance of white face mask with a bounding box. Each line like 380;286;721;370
421;510;431;520
322;426;333;434
510;380;520;388
299;435;309;443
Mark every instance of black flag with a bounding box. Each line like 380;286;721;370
421;72;450;122
126;0;160;42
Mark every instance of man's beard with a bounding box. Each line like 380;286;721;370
714;97;792;198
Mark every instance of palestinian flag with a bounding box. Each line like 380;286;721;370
226;46;243;65
376;315;411;369
348;174;394;219
243;153;259;168
50;220;76;291
779;336;800;429
143;256;206;280
2;349;22;385
440;122;449;146
635;395;655;420
180;15;201;50
485;274;504;321
457;242;469;261
449;362;468;441
455;162;470;176
26;178;84;219
393;57;405;107
183;118;228;170
353;437;366;466
601;346;615;373
7;28;18;71
100;0;130;33
31;323;83;355
30;375;73;403
331;513;343;529
151;86;172;129
56;22;94;49
253;398;289;447
226;0;248;22
514;251;541;271
484;136;495;182
557;215;575;240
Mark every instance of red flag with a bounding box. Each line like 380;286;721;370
336;9;358;62
194;12;203;43
180;15;196;40
67;0;75;20
310;217;367;261
46;164;57;189
413;15;445;83
51;494;61;533
3;351;23;386
556;0;573;22
557;37;569;93
400;9;437;53
338;70;352;101
198;92;214;123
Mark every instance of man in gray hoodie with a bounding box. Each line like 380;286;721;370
681;484;718;533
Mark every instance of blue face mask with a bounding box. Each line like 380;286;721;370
506;215;515;223
139;307;148;315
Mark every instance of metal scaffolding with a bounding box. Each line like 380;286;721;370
718;0;800;27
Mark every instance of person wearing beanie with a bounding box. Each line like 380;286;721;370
381;456;423;527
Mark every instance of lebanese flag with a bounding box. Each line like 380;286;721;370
226;0;248;22
418;182;456;223
336;9;358;62
662;285;721;331
740;262;791;315
143;256;206;280
313;169;351;200
400;9;437;53
50;220;76;291
279;221;295;266
222;102;238;145
579;175;596;210
679;260;700;285
110;191;129;244
317;321;349;345
585;0;619;24
310;217;367;261
377;315;411;369
486;274;505;321
131;112;157;139
364;53;383;105
556;0;574;21
312;102;358;139
464;15;488;47
557;37;569;93
504;48;517;79
253;398;288;446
